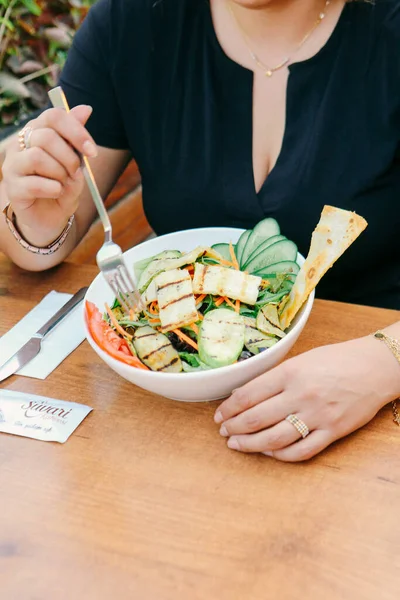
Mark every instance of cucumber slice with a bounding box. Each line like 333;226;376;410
211;243;231;262
242;234;287;269
253;260;300;279
198;308;245;368
245;240;298;274
235;230;251;267
241;218;280;266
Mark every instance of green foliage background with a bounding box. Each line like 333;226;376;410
0;0;97;128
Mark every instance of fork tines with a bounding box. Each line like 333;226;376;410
106;265;144;315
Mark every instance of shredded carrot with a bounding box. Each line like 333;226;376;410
229;241;240;270
190;323;199;335
105;303;133;340
148;317;160;324
149;301;159;314
262;279;271;287
218;258;234;267
129;309;135;320
215;297;225;307
196;294;207;304
197;313;204;321
235;299;240;313
172;329;198;351
185;264;194;272
224;296;237;310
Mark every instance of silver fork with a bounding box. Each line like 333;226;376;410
48;86;144;314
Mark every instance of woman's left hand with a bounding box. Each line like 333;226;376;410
214;335;400;462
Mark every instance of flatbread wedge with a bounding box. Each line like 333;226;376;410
280;206;368;330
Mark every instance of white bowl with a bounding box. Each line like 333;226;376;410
83;227;314;402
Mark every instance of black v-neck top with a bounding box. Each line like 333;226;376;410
60;0;400;309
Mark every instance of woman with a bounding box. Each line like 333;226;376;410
1;0;400;461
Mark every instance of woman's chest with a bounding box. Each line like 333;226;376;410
130;52;399;222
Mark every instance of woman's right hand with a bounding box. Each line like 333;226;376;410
2;105;97;246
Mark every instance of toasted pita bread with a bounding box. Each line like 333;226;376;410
280;206;368;329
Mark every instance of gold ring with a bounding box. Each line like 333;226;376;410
285;414;310;438
18;124;33;151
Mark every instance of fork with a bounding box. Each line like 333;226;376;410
48;86;144;314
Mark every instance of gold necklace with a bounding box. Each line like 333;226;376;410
227;0;331;77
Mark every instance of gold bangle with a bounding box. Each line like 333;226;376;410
2;202;74;255
373;331;400;426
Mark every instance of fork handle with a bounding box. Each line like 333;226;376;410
48;87;112;238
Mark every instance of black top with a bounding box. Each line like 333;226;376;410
60;0;400;309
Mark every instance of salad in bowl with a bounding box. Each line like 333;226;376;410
84;206;367;401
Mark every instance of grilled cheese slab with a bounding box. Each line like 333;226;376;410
192;264;261;305
155;269;198;332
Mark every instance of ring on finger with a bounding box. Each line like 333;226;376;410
285;414;310;439
18;124;34;151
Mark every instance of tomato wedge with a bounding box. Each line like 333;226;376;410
85;301;149;370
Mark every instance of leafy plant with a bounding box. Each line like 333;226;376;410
0;0;96;128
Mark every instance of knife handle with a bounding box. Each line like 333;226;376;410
35;287;88;339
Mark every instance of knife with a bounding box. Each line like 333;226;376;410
0;287;88;383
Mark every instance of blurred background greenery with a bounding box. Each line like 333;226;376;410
0;0;96;130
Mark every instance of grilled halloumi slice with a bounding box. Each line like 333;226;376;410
134;326;182;372
138;246;221;290
192;264;262;305
155;269;198;332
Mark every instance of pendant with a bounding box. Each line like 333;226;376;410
265;70;273;77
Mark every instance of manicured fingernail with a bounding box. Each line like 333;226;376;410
74;167;82;179
219;425;228;437
263;451;273;457
227;438;240;451
83;140;97;157
214;411;223;424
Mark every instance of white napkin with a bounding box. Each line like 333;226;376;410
0;290;86;379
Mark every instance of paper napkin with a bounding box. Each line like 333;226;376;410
0;291;86;380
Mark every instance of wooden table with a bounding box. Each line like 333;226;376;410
1;256;400;600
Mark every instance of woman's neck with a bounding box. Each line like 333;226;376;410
228;0;333;48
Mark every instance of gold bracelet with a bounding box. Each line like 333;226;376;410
373;331;400;426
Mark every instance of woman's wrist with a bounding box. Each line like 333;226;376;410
358;333;400;410
15;213;73;249
3;202;75;252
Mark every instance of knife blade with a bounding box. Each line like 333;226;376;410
0;287;88;383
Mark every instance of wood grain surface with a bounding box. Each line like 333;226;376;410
1;255;400;600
